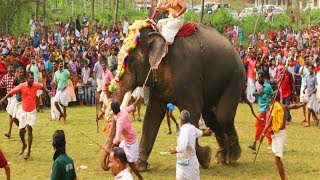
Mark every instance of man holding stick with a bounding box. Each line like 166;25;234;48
260;92;306;180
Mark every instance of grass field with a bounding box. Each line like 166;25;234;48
0;103;320;179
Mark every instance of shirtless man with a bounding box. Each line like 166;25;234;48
156;0;187;44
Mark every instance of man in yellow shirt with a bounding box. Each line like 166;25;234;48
260;91;306;180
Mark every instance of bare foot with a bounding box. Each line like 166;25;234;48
24;151;30;160
167;131;172;135
300;119;306;124
63;114;67;124
19;144;27;155
59;113;64;120
4;133;11;139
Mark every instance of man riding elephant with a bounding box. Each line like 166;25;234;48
155;0;187;45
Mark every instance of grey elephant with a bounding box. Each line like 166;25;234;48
100;20;257;172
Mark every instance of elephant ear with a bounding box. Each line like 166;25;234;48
147;32;168;70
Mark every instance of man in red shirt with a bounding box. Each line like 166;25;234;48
268;27;275;41
0;57;7;79
20;47;31;68
278;69;295;124
0;71;51;160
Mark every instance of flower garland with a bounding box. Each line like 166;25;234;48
108;20;153;92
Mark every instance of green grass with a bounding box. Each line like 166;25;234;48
0;103;320;179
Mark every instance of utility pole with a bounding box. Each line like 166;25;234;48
91;0;95;20
35;0;40;21
200;0;204;23
114;0;119;23
43;0;46;19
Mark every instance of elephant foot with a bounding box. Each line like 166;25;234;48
197;146;212;169
226;142;241;164
136;158;149;172
215;147;227;164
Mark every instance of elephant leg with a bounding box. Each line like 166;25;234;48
202;109;227;164
137;97;166;172
214;78;242;164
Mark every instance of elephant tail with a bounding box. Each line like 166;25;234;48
241;89;260;120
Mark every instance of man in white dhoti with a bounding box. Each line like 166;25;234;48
261;92;306;180
52;61;70;124
0;71;51;160
0;64;15;138
156;0;187;44
170;110;212;180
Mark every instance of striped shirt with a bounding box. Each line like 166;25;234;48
0;73;15;93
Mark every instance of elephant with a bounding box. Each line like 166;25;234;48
100;19;258;172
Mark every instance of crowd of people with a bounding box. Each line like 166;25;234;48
228;24;320;179
233;25;320;128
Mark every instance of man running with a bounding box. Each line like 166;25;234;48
52;60;70;124
0;71;51;160
0;64;15;138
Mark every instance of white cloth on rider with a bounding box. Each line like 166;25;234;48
157;14;184;43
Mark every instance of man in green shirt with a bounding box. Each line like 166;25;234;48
51;130;77;180
52;60;70;124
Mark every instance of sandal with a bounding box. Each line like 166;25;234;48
304;123;310;127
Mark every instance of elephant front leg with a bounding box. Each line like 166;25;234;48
137;99;166;172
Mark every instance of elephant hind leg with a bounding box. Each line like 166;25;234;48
202;109;227;164
214;78;242;164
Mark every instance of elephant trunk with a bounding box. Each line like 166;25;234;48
99;90;132;171
100;120;116;171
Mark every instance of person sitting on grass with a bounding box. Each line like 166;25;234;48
0;149;10;180
166;103;179;134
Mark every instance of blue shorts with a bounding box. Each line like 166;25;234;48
78;93;84;100
167;103;175;111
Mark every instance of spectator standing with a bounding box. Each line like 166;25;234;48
303;65;319;127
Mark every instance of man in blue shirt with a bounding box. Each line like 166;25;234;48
248;72;274;150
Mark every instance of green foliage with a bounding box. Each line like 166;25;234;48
184;11;200;23
210;8;236;33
